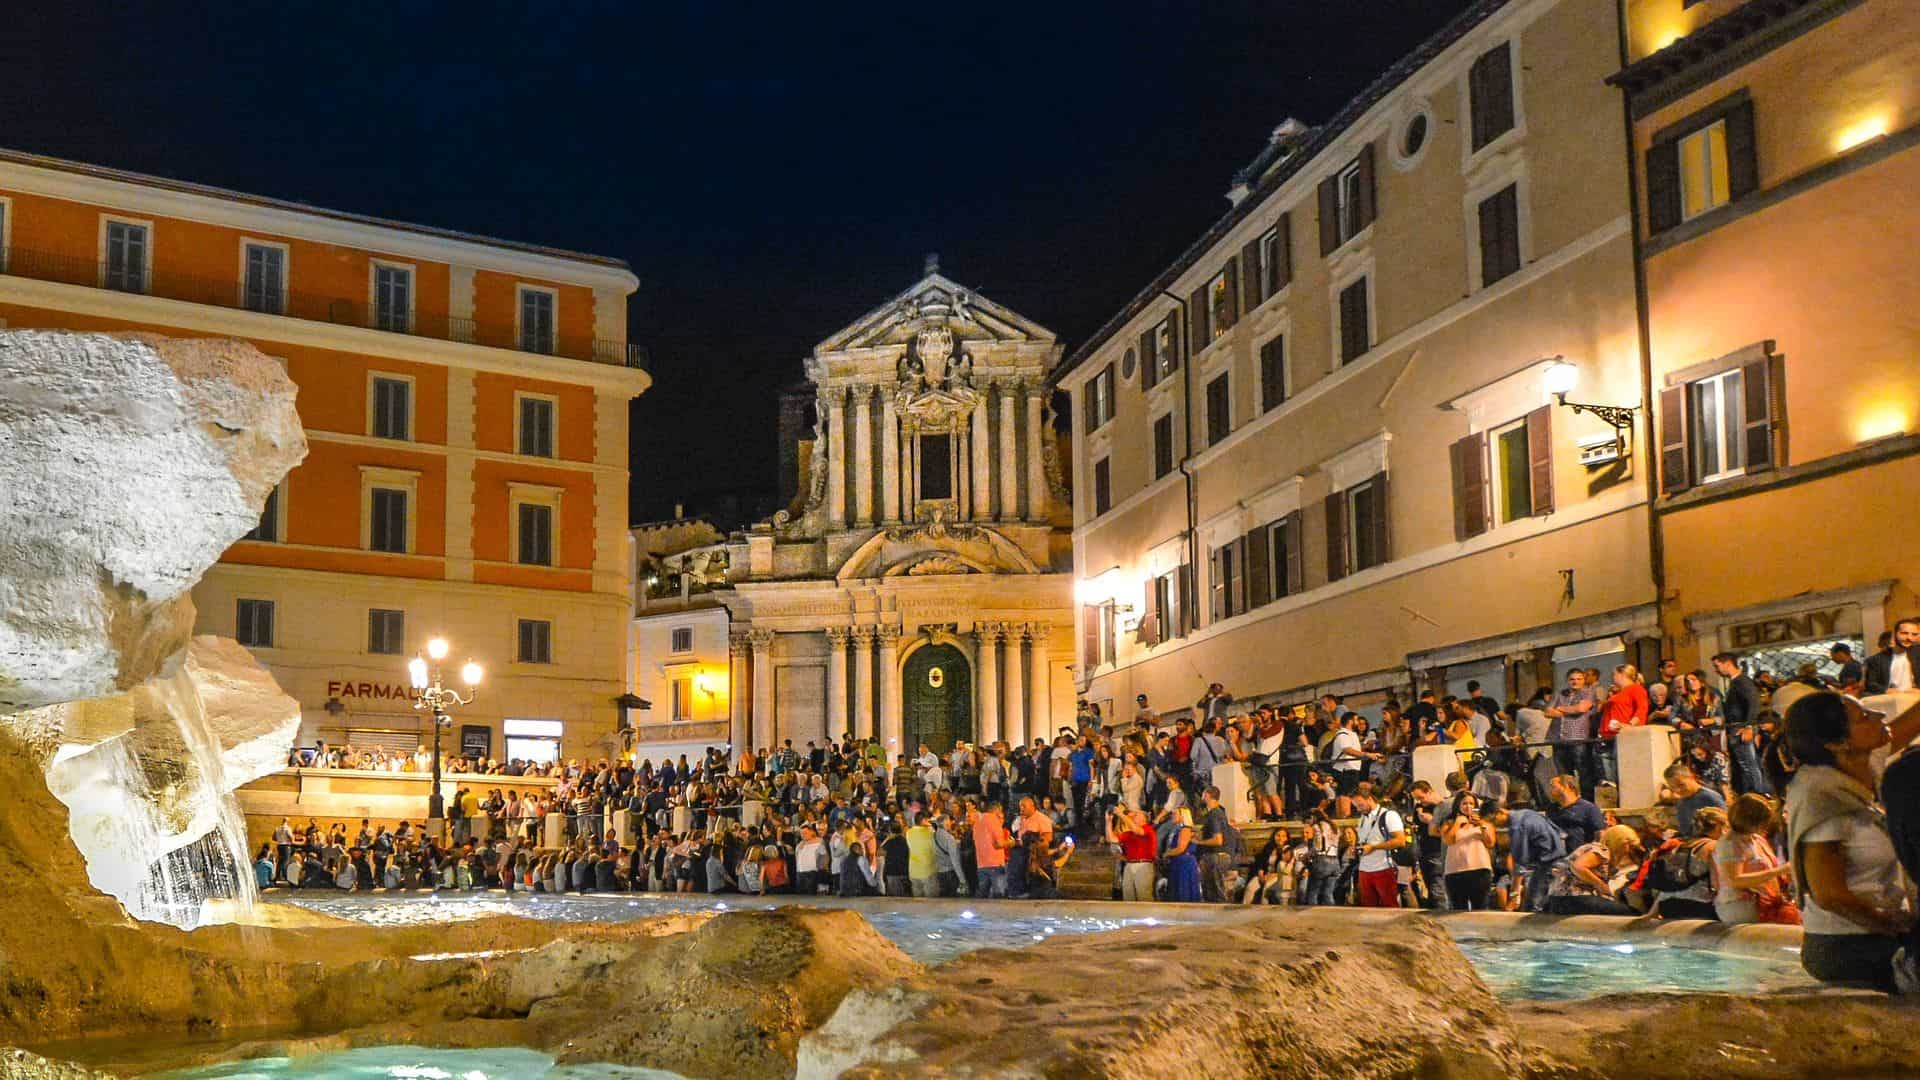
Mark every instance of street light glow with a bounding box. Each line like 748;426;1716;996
407;655;429;690
1542;358;1579;398
426;637;450;661
461;660;484;687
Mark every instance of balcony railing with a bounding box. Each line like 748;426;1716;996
0;245;646;372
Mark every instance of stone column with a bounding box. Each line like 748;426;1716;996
853;387;874;525
728;630;752;755
970;395;992;520
1025;385;1049;521
851;625;876;742
1002;624;1026;747
975;622;1002;746
825;626;851;739
905;424;919;517
955;422;970;516
998;381;1020;520
824;388;846;527
877;625;904;756
1026;622;1051;740
748;628;776;752
881;395;901;523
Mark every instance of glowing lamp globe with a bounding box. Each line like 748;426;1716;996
426;637;450;661
461;660;484;687
1543;359;1580;398
407;655;429;690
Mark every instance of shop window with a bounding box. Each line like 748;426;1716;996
235;599;275;648
504;718;562;765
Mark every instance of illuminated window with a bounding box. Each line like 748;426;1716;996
1689;368;1746;482
1489;418;1533;523
670;676;695;721
1207;270;1232;341
1679;119;1731;220
504;718;562;764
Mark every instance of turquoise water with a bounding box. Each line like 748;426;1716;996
159;1046;678;1079
1455;938;1814;1000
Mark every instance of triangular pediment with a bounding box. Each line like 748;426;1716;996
815;272;1056;355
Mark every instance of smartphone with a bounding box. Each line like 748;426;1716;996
1063;835;1075;846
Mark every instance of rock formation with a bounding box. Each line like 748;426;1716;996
0;331;304;710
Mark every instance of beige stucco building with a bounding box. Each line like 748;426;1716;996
639;269;1077;760
1614;0;1920;677
1057;0;1659;721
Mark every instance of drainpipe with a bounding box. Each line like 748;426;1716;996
1615;1;1665;644
1160;289;1201;639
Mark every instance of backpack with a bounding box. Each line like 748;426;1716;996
1646;841;1712;894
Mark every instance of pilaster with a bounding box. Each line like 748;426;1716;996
876;624;904;756
975;622;1003;746
851;624;876;742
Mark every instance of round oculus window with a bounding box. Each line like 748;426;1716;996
1122;348;1137;380
1401;113;1429;159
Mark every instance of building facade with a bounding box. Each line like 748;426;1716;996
698;268;1076;759
1613;0;1920;677
0;148;648;764
627;516;734;763
1058;0;1658;722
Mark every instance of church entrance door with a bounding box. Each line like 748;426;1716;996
901;643;972;754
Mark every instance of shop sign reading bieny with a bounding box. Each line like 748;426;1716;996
1723;607;1859;650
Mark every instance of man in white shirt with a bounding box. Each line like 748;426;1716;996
1328;715;1366;796
1866;618;1920;694
1350;781;1408;908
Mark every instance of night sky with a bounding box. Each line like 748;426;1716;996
7;2;1474;523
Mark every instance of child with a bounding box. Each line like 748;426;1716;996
1713;794;1797;925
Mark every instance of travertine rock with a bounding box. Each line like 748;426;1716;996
0;331;305;710
801;912;1528;1079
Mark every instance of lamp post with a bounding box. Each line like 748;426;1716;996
407;636;483;834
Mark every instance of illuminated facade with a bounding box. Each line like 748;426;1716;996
1614;0;1920;675
1057;0;1659;720
0;148;647;763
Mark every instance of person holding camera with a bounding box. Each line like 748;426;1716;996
1440;792;1495;911
1109;805;1158;901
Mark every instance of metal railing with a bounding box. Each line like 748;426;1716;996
0;244;646;373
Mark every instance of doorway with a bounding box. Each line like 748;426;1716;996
901;643;972;753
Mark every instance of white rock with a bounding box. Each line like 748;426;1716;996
0;331;305;710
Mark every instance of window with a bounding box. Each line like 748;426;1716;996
1084;364;1115;430
373;263;412;332
1205;373;1231;446
1338;277;1371;365
1478;183;1521;287
1318;146;1376;255
1209;536;1248;622
1092;458;1111;516
103;220;148;293
371;376;411;440
1267;513;1303;600
1099;602;1117;665
504;718;562;765
1400;112;1429;160
1206;269;1234;342
1142;313;1180;390
1259;217;1291;298
1450;407;1553;539
1678;120;1731;221
1646;97;1757;234
670;627;693;653
516;502;554;566
670;676;694;721
369;487;408;553
1468;42;1515;153
1081;602;1117;669
242;242;286;314
918;433;953;500
244;485;281;542
517;618;553;664
1147;565;1191;643
1152;413;1175;479
1326;473;1390;580
1259;335;1288;412
368;609;404;655
516;395;556;458
1689;368;1747;483
235;599;275;648
518;287;557;354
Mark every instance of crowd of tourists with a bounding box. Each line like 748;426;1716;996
286;741;567;777
261;622;1920;992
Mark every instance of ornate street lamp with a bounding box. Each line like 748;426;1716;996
1543;356;1639;463
407;635;483;833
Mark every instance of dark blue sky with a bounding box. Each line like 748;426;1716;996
7;1;1472;521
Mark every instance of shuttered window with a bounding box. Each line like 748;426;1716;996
1092;457;1112;516
1658;348;1783;496
1478;183;1521;287
236;599;275;649
1270;512;1304;599
1646;96;1758;235
1209;537;1249;623
1263;216;1291;296
1452;406;1553;539
371;377;411;440
1207;264;1237;342
1148;565;1191;643
1244;522;1272;609
1468;42;1516;152
1084;364;1115;430
1260;335;1288;412
1081;604;1102;670
369;488;409;553
1153;413;1175;479
1338;277;1371;365
1141;313;1181;390
1327;472;1390;581
1318;145;1376;255
517;619;553;664
1205;373;1231;446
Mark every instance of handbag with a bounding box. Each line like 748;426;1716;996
1755;886;1802;925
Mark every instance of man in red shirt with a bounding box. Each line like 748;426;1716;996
1109;805;1159;901
972;802;1013;898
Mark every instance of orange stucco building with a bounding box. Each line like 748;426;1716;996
0;148;648;762
1614;0;1920;676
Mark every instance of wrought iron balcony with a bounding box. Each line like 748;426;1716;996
0;245;645;373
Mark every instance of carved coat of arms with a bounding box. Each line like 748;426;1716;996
915;326;953;387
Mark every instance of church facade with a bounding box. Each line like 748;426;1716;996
701;267;1076;759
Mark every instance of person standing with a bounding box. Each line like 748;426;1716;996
1327;713;1366;797
1713;653;1770;795
1160;807;1201;902
1110;806;1159;901
1195;786;1240;903
1350;782;1408;908
905;815;938;898
972;803;1012;899
1596;665;1650;788
1544;671;1598;798
1440;793;1495;911
1864;618;1920;694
